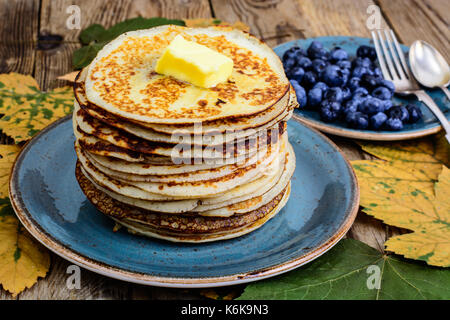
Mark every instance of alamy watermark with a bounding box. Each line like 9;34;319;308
66;5;81;30
66;265;81;290
366;265;381;290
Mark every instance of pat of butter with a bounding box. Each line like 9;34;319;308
155;35;234;88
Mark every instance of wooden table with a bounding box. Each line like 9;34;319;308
0;0;448;300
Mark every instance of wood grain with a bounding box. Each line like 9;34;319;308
0;0;447;299
1;0;212;300
211;0;306;46
35;0;134;90
212;0;393;251
377;0;450;61
0;0;39;74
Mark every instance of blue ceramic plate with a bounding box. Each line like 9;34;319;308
10;116;358;287
274;36;450;140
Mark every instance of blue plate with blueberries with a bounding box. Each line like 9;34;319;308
274;36;449;140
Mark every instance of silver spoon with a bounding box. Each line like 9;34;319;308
409;40;450;99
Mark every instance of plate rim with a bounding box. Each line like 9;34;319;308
274;36;446;141
9;115;360;288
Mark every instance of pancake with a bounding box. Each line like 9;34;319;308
76;161;290;242
85;25;289;124
76;72;294;137
77;141;291;217
83;145;269;182
74;102;285;159
73;25;296;243
115;184;290;243
77;136;282;198
196;143;294;215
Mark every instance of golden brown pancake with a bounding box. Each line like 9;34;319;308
85;26;290;124
76;162;288;234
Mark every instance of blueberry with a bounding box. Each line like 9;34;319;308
324;87;343;102
360;74;381;90
296;56;312;70
353;57;372;69
287;66;305;83
308;88;323;108
346;111;369;129
282;46;304;62
340;68;350;85
307;41;324;57
308;48;330;60
341;67;350;76
352;66;369;78
405;104;422;123
341;87;352;101
330;47;349;61
320;100;341;122
302;71;317;88
313;82;328;92
387;105;409;122
337;60;351;70
359;97;384;115
373;67;382;77
380;79;395;92
370;112;388;130
348;77;361;91
343;100;359;114
356;45;377;60
322;65;345;87
372;86;393;100
365;68;375;76
385;117;403;131
353;87;369;98
381;99;393;111
283;57;296;70
312;59;327;74
290;80;307;108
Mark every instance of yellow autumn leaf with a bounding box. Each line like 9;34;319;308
358;133;450;169
384;167;449;267
352;135;450;267
0;73;73;143
0;145;50;296
57;71;79;83
0;144;21;198
200;288;241;300
0;211;51;296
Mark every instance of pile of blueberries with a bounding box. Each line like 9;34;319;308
283;41;422;130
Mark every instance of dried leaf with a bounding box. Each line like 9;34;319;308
352;135;450;267
0;203;50;296
200;287;243;300
358;133;450;169
0;144;20;197
0;73;74;143
57;71;79;82
383;167;450;267
0;145;50;296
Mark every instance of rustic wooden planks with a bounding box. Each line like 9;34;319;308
377;0;450;61
0;0;39;74
0;0;448;299
1;0;213;300
212;0;389;250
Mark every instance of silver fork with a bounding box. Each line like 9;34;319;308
371;29;450;143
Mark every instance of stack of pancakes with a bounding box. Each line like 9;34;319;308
73;25;296;242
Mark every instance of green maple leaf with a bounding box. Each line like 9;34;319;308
73;17;186;69
237;239;450;300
